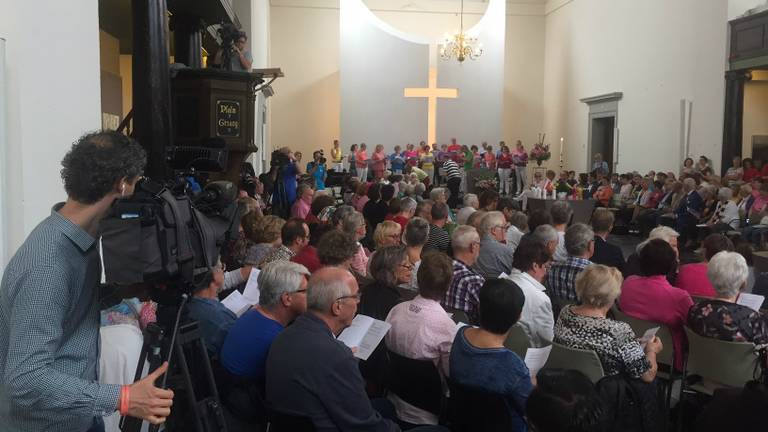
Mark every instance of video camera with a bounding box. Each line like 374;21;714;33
99;177;240;301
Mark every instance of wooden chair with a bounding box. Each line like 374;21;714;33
543;342;605;383
503;324;531;358
683;327;758;395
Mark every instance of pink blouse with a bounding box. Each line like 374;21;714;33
619;275;694;370
676;263;717;298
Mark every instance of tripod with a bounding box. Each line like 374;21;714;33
121;295;228;432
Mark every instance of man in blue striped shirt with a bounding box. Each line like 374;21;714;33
0;131;174;431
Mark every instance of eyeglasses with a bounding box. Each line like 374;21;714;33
494;224;510;231
388;233;402;239
399;262;414;270
336;292;362;302
293;289;308;294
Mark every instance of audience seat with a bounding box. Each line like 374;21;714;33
502;324;530;358
446;380;515;432
384;349;443;417
683;327;758;395
543;342;605;383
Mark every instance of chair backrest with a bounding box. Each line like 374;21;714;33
266;408;316;432
449;309;471;325
544;342;605;383
503;324;530;357
447;380;515;432
612;308;675;368
684;327;757;388
385;349;443;415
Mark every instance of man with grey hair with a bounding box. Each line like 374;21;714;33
415;199;433;223
390;197;416;231
550;201;573;262
674;177;704;247
506;211;528;253
444;225;485;323
424;202;451;253
688;251;768;345
530;224;559;259
474;211;515;279
456;193;479;225
624;225;679;279
266;267;398;431
220;261;310;381
546;223;594;304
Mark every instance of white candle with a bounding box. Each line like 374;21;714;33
560;137;564;157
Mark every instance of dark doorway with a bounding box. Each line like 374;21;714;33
590;116;615;172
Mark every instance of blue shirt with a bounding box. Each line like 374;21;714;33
308;162;327;190
389;153;405;171
450;327;532;431
0;205;121;432
186;297;237;356
220;308;284;380
282;163;298;204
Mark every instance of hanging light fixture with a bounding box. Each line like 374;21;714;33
440;0;483;63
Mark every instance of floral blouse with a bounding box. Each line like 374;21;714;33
554;305;651;378
687;299;768;345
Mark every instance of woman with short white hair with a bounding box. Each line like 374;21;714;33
554;265;662;383
623;226;680;280
687;251;768;344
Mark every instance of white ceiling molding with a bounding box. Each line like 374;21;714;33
544;0;573;15
271;0;545;16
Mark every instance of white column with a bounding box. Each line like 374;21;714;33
0;37;7;267
251;0;270;176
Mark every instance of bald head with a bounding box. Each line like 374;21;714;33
307;267;357;313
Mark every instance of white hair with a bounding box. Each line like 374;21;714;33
636;226;680;253
707;251;748;298
430;188;446;201
400;197;417;213
531;224;558;245
258;261;310;307
452;225;480;251
463;193;479;208
717;187;733;201
307;272;354;312
478;211;506;237
565;223;594;256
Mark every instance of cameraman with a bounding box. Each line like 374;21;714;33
270;147;299;219
212;31;253;72
0;131;174;431
307;150;327;191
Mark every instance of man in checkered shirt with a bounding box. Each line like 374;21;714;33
443;225;485;323
0;132;174;431
545;223;595;314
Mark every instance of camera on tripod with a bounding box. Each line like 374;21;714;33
216;23;245;72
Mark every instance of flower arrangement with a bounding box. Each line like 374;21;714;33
474;175;499;192
529;143;551;166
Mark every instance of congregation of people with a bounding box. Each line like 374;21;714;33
96;138;768;432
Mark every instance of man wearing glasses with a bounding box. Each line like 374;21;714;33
187;258;238;358
473;211;516;279
266;267;398;431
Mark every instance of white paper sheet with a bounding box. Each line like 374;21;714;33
737;293;765;312
639;326;660;349
243;268;261;304
337;314;391;361
524;345;552;378
221;290;252;317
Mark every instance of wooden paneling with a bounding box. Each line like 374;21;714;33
730;11;768;63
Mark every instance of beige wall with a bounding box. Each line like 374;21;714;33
99;30;120;74
269;1;545;165
743;78;768;157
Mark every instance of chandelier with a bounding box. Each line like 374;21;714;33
440;0;483;63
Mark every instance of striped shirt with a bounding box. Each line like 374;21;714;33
443;159;462;180
0;205;121;431
444;259;485;323
424;224;450;254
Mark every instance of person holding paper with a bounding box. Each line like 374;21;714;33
220;261;310;382
449;278;533;431
385;252;457;426
688;251;768;345
504;238;554;348
554;265;662;383
187;259;237;357
265;267;399;432
619;239;693;371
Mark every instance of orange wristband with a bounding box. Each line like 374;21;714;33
119;386;130;416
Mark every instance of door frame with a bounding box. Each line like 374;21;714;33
580;92;623;173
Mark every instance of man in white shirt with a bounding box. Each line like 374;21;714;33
456;194;479;225
501;237;554;347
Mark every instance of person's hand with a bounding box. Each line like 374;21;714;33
644;336;663;355
127;362;174;424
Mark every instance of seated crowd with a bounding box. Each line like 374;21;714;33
105;150;768;432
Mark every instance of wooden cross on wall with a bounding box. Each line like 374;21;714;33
404;68;458;146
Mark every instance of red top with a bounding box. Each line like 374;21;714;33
372;151;387;171
744;167;760;182
676;263;717;298
619;275;694;370
497;153;513;169
291;245;321;273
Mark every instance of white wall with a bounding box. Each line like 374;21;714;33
0;0;102;266
270;0;546;163
542;0;729;174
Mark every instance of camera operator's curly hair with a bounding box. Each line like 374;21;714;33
61;131;147;204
